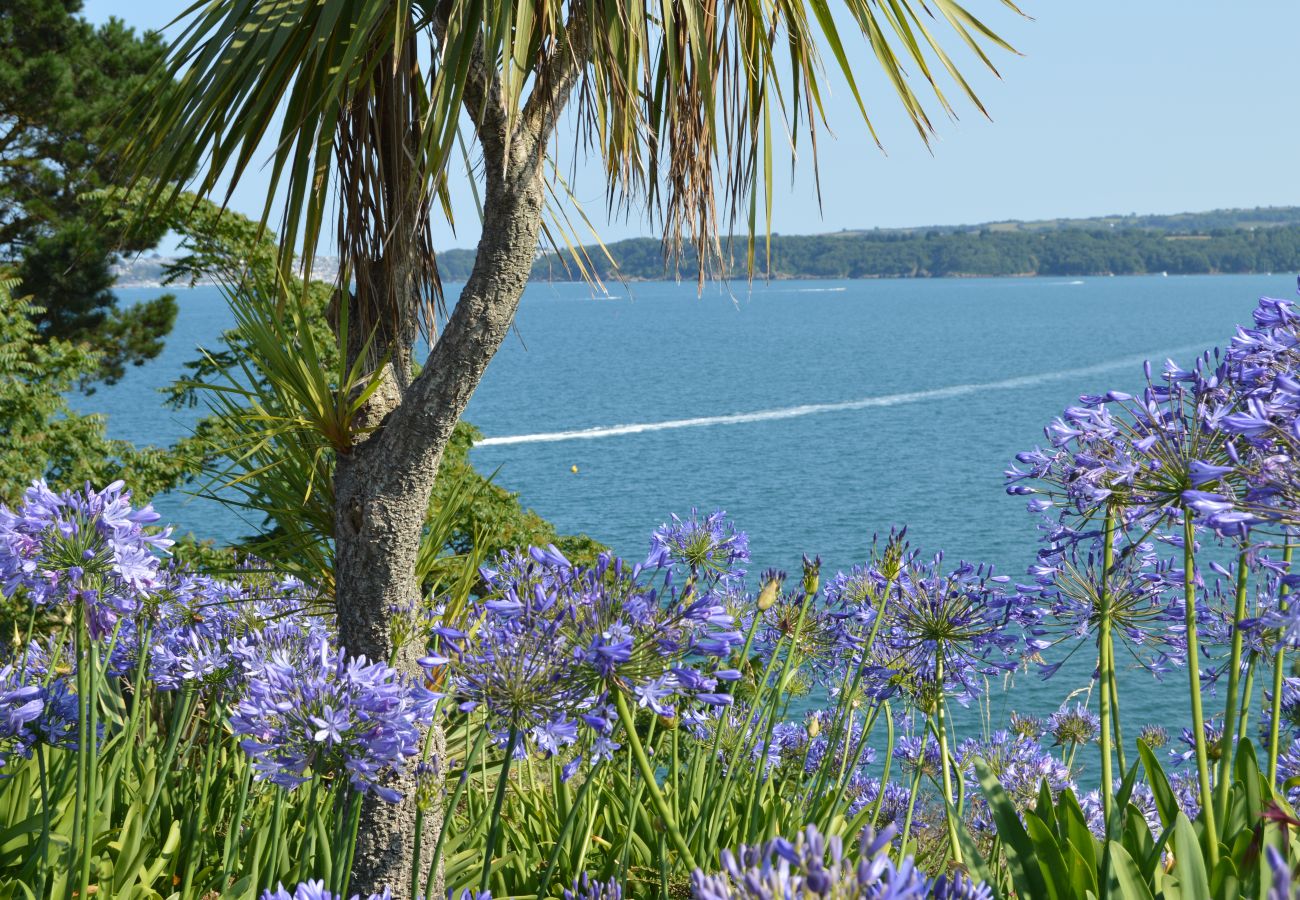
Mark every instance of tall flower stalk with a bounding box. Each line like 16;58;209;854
1269;540;1294;783
1182;513;1219;861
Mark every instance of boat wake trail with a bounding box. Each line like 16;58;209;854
474;342;1209;448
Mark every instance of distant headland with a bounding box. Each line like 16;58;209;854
113;205;1300;288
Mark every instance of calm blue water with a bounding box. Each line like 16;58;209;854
80;273;1297;746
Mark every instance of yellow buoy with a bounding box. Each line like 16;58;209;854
570;465;579;474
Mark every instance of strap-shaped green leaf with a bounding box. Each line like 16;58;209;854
1172;813;1212;900
974;756;1048;899
1107;840;1155;900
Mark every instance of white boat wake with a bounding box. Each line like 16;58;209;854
474;342;1210;448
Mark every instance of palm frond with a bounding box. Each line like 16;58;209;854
120;0;1021;318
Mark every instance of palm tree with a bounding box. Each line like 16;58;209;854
121;0;1021;894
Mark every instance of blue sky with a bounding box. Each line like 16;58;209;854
84;0;1300;250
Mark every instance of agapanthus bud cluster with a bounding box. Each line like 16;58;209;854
1046;703;1100;747
230;633;438;800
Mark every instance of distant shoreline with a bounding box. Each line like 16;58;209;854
112;269;1296;291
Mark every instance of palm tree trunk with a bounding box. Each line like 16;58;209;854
334;153;547;896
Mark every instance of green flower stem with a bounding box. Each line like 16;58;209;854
1269;540;1294;785
1182;513;1219;864
537;761;598;897
220;764;252;891
613;689;699;870
697;634;789;848
181;733;220;898
78;612;102;900
1216;546;1252;826
1238;652;1258;740
809;575;896;808
480;725;520;893
266;788;287;891
409;719;441;894
869;702;895;829
34;746;51;900
336;790;364;898
143;687;196;826
425;725;488;900
899;753;925;860
934;653;962;866
1098;508;1116;830
295;772;323;885
1107;635;1126;774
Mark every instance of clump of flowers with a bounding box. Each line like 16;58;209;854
564;874;623;899
260;881;391;900
690;823;989;899
958;731;1074;835
881;556;1035;706
0;639;81;768
230;633;437;800
424;540;744;757
0;480;173;638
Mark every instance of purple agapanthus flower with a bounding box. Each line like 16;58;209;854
1046;703;1100;747
878;555;1035;706
424;538;745;756
564;874;623;899
260;881;391;900
230;633;437;801
649;509;749;583
0;481;173;639
690;823;981;899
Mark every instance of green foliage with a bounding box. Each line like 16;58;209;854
0;0;177;384
971;740;1300;900
146;193;601;582
0;286;191;508
501;222;1300;282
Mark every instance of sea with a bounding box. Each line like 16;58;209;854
74;273;1299;752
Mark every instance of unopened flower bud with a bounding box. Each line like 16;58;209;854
801;555;821;597
756;578;780;611
806;716;820;739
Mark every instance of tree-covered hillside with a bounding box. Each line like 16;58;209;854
431;207;1300;282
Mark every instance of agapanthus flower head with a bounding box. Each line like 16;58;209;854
958;731;1074;836
260;881;391;900
649;509;749;582
880;556;1034;706
689;823;947;899
748;585;856;684
426;540;744;753
149;570;324;695
0;481;173;638
1023;539;1181;678
0;641;79;768
0;639;80;768
1079;780;1161;838
230;633;437;801
1047;703;1099;747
